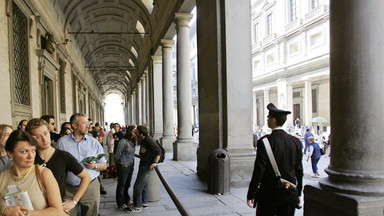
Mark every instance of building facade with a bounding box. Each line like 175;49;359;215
251;0;330;134
0;0;105;129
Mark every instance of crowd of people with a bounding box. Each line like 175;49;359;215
0;113;161;216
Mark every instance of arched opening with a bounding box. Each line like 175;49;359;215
104;94;125;127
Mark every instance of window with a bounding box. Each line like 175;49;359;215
12;2;30;106
253;22;259;43
266;53;275;64
266;13;273;36
309;31;324;48
311;0;319;9
312;89;318;113
289;0;297;21
288;41;300;55
253;60;260;70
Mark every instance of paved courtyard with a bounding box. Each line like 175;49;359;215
98;148;331;216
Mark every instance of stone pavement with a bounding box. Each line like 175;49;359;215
98;151;331;216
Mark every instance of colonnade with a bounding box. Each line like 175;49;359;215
125;13;196;161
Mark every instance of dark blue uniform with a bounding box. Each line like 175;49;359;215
247;129;303;216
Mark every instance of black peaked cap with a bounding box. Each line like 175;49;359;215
267;103;291;115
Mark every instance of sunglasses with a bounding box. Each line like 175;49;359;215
65;132;71;135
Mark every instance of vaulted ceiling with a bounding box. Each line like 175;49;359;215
53;0;194;98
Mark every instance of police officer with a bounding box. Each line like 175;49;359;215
247;103;303;216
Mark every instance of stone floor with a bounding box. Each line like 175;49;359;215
98;149;331;216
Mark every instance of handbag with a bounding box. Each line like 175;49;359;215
320;148;325;155
262;138;297;190
35;164;69;216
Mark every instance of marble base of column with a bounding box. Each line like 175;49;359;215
160;136;176;152
173;139;197;161
304;183;384;216
152;133;163;142
228;152;256;187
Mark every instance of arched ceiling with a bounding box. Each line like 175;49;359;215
53;0;188;98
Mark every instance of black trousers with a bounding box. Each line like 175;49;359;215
257;202;295;216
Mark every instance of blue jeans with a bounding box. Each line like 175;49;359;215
311;156;321;174
116;164;134;207
133;165;150;208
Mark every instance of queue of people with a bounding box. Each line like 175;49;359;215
0;113;161;216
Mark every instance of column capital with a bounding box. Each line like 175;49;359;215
160;39;174;48
151;55;162;63
174;13;193;27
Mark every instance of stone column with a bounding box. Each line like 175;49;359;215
74;78;79;112
141;74;147;125
263;89;270;130
160;39;176;151
304;80;312;126
287;84;293;127
173;13;196;161
196;0;255;186
151;55;164;141
277;79;288;113
127;97;131;124
132;91;137;124
145;70;150;128
136;82;142;125
304;1;384;215
131;94;135;124
252;91;257;130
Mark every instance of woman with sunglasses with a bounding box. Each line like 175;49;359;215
59;127;72;137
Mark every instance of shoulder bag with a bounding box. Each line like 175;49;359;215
262;138;297;190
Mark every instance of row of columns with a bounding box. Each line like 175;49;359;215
253;79;314;130
126;13;196;161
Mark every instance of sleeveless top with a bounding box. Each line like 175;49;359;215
0;165;47;210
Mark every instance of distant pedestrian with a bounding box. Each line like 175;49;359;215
113;123;124;153
306;136;322;178
107;123;115;166
17;119;28;131
303;128;314;154
0;124;13;173
294;118;301;129
59;127;72;137
40;115;60;145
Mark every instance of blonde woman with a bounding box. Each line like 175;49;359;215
306;136;322;177
0;130;62;215
0;124;13;173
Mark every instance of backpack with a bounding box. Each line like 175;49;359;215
103;165;118;178
155;140;165;163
